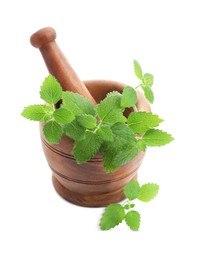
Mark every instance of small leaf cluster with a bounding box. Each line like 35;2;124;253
134;60;154;103
21;61;174;173
100;180;159;231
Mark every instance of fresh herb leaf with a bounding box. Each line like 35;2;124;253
143;73;154;87
96;91;124;123
123;180;140;201
99;181;159;231
119;115;127;123
121;86;137;108
142;129;174;147
112;147;138;170
134;60;143;80
62;91;95;116
109;122;137;147
72;131;102;163
101;123;137;172
43;121;62;143
124;204;135;210
133;61;154;104
106;91;120;98
128;112;163;134
96;125;114;142
53;108;75;124
101;147;120;173
137;139;146;152
21;105;53;122
125;210;140;231
142;85;154;104
138;183;159;202
124;204;130;210
40;75;62;105
100;204;125;230
63;119;86;141
77;114;97;129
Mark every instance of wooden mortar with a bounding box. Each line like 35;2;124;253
40;80;151;207
31;27;151;207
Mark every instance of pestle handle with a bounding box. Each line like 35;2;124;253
30;27;96;104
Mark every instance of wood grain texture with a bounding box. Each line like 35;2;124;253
30;27;96;104
40;80;151;207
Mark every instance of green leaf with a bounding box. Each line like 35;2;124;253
101;123;137;172
106;91;119;98
128;112;163;134
142;129;174;147
62;91;95;116
21;105;53;122
123;180;140;201
137;139;146;152
143;73;154;87
101;147;120;173
77;114;97;129
72;131;102;163
63;119;86;141
53;108;75;124
134;60;143;80
109;122;137;147
121;86;137;108
43;121;63;143
96;91;124;123
142;85;154;104
138;183;159;202
112;147;138;170
125;210;140;231
96;125;114;142
100;204;125;230
124;204;130;210
40;75;62;105
124;204;135;209
119;115;127;123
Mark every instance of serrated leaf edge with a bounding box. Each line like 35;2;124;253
40;75;62;105
21;104;53;122
43;121;63;144
99;204;125;230
123;180;140;201
142;85;154;104
138;183;159;202
125;210;141;231
143;129;174;147
128;112;164;134
106;91;121;97
143;73;154;87
133;60;143;80
99;214;124;230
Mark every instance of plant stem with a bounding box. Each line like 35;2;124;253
135;84;142;89
122;199;130;207
133;105;138;112
93;121;102;133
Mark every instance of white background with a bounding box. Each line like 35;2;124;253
1;0;197;259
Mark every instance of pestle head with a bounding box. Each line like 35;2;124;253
30;27;56;48
30;26;97;104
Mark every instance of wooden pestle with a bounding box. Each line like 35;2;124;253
30;27;96;104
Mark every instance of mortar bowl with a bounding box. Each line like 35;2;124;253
40;80;151;207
